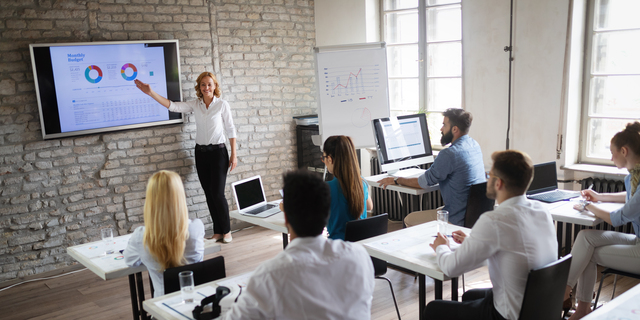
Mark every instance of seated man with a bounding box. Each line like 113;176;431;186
379;108;485;227
426;150;557;320
223;169;375;320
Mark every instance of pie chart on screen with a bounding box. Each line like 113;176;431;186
84;65;103;84
351;107;371;128
120;63;138;81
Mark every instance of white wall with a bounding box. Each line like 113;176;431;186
315;0;367;47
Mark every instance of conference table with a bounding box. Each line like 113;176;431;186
67;233;221;320
365;172;440;222
358;220;472;320
229;200;289;248
581;282;640;319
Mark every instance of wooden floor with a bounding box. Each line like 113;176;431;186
0;223;638;320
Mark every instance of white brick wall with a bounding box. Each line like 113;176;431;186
0;0;316;282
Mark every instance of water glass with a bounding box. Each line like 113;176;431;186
101;228;114;255
179;271;195;304
437;210;449;235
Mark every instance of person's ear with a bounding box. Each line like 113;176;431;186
495;177;504;190
620;146;629;157
452;126;460;135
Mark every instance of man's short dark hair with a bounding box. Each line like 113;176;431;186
443;108;473;134
282;169;331;237
491;150;534;195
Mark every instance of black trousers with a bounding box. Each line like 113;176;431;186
195;144;230;235
424;288;507;320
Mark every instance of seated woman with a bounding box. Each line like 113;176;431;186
124;170;205;297
564;122;640;319
322;135;374;240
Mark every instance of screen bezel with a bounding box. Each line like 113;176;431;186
526;161;559;195
372;113;434;173
29;40;184;140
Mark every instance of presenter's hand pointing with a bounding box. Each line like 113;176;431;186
134;79;151;95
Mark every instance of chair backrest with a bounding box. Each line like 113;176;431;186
518;254;572;320
164;256;226;295
345;213;388;276
464;182;495;228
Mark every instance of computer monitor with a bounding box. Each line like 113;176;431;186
371;113;434;175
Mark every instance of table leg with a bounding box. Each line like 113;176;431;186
564;222;572;256
135;272;149;320
434;279;443;300
556;221;563;258
128;274;141;320
282;233;288;249
451;277;459;301
419;274;426;320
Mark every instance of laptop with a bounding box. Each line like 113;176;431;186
231;175;281;218
527;161;580;203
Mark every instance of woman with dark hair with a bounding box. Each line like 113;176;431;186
322;135;373;240
135;72;236;243
563;121;640;319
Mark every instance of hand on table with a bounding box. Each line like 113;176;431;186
377;177;395;189
279;202;284;212
451;230;466;244
429;232;450;251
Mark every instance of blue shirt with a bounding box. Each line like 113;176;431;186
610;174;640;238
418;135;485;226
327;178;369;240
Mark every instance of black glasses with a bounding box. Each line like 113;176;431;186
321;154;327;161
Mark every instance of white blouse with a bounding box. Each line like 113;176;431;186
124;219;205;297
169;97;237;145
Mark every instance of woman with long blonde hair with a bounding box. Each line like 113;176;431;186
322;135;373;240
135;72;237;243
124;170;204;297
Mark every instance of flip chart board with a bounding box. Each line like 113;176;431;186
314;43;390;148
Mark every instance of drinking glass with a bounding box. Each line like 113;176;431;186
179;271;195;304
437;210;449;235
101;228;114;255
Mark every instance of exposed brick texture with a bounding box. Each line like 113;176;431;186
0;0;316;282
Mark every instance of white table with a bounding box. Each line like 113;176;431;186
365;172;440;222
144;272;253;320
358;220;472;320
541;200;624;256
229;201;289;248
67;234;221;320
581;282;640;319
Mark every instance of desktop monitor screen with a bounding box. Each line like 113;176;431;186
372;113;434;174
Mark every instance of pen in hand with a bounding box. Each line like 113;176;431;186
432;235;453;238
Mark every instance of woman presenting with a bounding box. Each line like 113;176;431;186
563;121;640;319
135;72;237;243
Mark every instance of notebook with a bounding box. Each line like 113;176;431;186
231;175;281;218
526;161;580;203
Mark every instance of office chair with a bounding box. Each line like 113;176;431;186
461;182;495;291
345;213;402;320
518;254;572;320
164;256;226;294
593;268;640;309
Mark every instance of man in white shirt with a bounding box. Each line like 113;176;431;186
224;169;375;320
426;150;558;320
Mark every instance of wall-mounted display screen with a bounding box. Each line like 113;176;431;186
29;40;184;140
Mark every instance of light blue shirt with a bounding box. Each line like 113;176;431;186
327;178;369;240
610;174;640;238
418;135;485;226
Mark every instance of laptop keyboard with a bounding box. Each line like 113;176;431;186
528;190;579;203
246;204;276;215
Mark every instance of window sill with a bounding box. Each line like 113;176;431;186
561;163;628;177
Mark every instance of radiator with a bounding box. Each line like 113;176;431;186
579;177;633;235
370;157;443;221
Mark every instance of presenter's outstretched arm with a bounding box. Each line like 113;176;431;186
135;79;171;109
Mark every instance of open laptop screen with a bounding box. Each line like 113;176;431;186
234;178;265;209
527;162;558;195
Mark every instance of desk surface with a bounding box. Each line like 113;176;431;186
229;201;287;234
144;272;252;320
365;173;439;196
67;234;222;280
581;283;640;319
542;200;623;226
358;220;470;280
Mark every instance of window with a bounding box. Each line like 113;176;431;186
580;0;640;164
382;0;462;147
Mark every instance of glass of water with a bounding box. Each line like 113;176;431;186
101;228;114;255
437;210;449;235
179;271;195;304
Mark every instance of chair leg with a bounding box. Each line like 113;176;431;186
593;273;607;309
611;274;618;300
376;276;402;320
462;273;466;293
